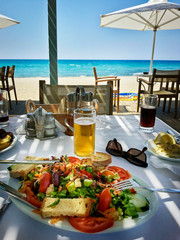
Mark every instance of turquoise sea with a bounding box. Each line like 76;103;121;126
0;59;180;78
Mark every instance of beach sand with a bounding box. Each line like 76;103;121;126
13;76;139;101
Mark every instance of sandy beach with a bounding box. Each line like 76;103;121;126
13;76;139;101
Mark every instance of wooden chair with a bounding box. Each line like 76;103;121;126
137;68;180;118
0;67;6;90
1;65;18;109
93;67;120;113
39;80;113;115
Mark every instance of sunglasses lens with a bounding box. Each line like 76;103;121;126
126;148;148;167
106;139;122;157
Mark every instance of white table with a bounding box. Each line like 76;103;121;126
0;115;180;240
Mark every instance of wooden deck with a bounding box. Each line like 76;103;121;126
9;99;180;133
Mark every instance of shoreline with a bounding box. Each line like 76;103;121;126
14;76;139;101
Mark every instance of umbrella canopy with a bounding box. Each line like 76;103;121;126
0;14;20;29
101;0;180;73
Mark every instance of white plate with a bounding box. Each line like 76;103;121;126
8;175;158;233
146;140;180;163
0;135;18;153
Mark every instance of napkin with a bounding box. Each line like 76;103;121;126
150;156;180;176
0;197;5;210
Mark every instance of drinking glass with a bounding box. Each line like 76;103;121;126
140;94;158;132
0;90;9;126
74;108;96;157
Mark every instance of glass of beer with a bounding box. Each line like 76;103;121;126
74;108;96;157
140;94;158;132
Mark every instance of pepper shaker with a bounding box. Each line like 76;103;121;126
25;113;36;138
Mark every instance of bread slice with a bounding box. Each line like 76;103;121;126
40;198;92;218
24;156;49;161
9;156;47;178
9;164;36;178
90;152;112;170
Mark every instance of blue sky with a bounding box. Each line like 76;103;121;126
0;0;180;60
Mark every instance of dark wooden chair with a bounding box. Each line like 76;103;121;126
39;80;113;115
1;65;18;109
0;67;6;90
93;67;120;113
137;68;180;118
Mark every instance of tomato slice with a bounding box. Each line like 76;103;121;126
107;166;131;181
68;156;81;166
39;172;52;193
26;188;42;208
79;169;93;179
98;189;112;212
68;217;114;233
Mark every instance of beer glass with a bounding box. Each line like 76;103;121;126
140;94;158;132
74;108;96;157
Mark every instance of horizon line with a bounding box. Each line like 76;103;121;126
0;59;180;61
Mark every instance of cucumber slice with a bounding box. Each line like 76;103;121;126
130;193;149;212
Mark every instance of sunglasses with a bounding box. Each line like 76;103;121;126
106;138;148;168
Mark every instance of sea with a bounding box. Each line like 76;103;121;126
0;59;180;78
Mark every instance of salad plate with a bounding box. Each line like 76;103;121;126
8;175;158;233
0;134;18;154
146;140;180;163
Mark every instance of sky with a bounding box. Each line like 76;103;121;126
0;0;180;60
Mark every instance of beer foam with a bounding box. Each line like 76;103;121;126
74;117;95;126
141;105;156;109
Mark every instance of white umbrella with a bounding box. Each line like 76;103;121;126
0;14;20;29
100;0;180;73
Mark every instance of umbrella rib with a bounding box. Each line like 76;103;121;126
158;9;180;29
101;13;154;29
136;12;155;30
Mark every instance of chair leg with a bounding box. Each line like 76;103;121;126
13;88;18;104
137;82;141;112
168;98;172;113
116;80;120;113
162;98;166;112
7;91;12;109
174;98;178;119
12;76;18;104
114;92;116;107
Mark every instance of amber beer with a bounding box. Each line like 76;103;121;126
74;109;96;157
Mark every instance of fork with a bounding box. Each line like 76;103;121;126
112;179;180;193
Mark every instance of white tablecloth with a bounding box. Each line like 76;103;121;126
0;115;180;240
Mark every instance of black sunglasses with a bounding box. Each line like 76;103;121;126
106;138;148;168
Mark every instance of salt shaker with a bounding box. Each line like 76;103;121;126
44;112;56;137
25;113;36;138
36;107;45;139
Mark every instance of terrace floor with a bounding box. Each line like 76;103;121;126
9;99;180;133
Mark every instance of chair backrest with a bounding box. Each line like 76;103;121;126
152;68;180;93
7;65;15;78
39;80;113;115
93;67;98;82
0;67;6;88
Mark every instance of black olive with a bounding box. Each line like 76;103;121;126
52;171;60;186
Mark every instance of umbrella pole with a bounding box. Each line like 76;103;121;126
149;29;157;74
